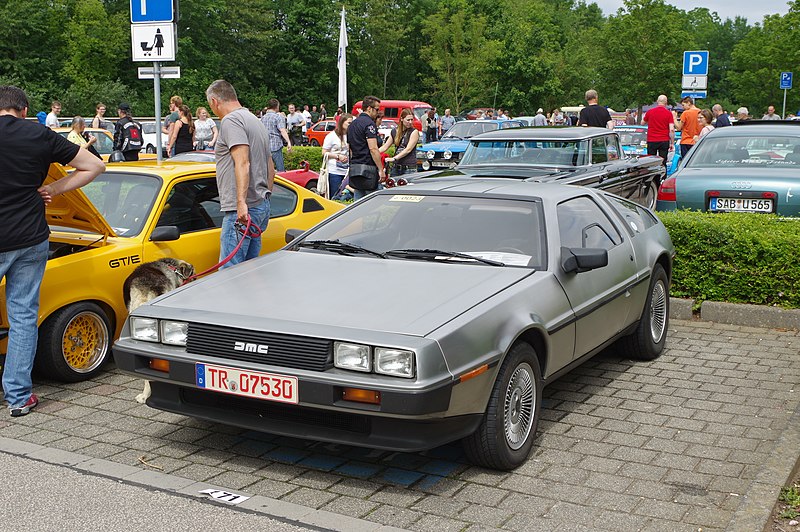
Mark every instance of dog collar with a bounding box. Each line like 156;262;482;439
165;264;187;281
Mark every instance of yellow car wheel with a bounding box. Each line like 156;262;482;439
36;302;112;382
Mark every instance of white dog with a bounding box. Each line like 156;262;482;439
123;258;194;404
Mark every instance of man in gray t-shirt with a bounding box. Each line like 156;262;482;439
206;79;273;268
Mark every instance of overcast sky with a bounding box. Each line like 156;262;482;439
593;0;790;24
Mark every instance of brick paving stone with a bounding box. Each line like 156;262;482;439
617;462;667;482
576;455;624;474
257;461;306;481
321;495;381;519
291;470;342;490
456;504;515;528
501;514;562;531
608;446;658;464
633;499;689;521
363;504;425;529
246;477;298;499
208;470;259;490
78;441;125;459
152;441;202;459
219;455;268;474
641;437;689;455
539;465;591;486
369;486;425;507
624;480;676;502
172;462;227;482
17;428;67;446
594;509;650;531
48;435;93;452
328;477;383;498
410;494;469;518
408;514;469;532
111;449;190;473
453;483;511;507
584;472;634;494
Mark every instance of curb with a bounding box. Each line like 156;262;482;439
670;297;800;330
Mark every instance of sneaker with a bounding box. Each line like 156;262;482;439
9;394;39;417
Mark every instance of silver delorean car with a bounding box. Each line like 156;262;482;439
113;179;674;470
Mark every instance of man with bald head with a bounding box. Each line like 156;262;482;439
642;94;674;176
712;104;731;127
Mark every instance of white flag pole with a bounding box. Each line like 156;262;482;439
337;7;348;112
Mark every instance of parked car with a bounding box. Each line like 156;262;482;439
352;99;433;132
169;152;322;192
113;179;673;470
459;107;494;120
616;125;677;173
141;121;170;154
415;127;664;208
0;162;343;383
54;127;115;160
55;127;157;162
416;119;524;171
306;120;336;146
657;122;800;216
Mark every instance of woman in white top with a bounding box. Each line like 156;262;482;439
194;106;218;150
321;113;353;199
694;108;715;142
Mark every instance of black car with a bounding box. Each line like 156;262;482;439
414;127;665;208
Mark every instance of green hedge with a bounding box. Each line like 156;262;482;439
281;145;395;171
657;211;800;308
283;146;323;171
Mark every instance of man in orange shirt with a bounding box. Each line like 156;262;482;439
674;96;701;158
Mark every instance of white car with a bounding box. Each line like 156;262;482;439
141;121;169;154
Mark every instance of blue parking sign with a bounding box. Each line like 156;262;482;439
131;0;174;23
780;72;793;90
683;51;709;76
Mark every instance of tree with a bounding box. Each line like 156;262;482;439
419;0;501;114
729;2;800;115
600;0;692;111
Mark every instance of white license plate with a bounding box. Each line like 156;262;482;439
431;161;452;167
196;363;298;404
709;197;773;212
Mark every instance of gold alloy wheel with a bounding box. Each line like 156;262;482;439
61;311;109;374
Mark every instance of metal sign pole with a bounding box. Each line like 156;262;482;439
782;88;787;120
154;61;163;162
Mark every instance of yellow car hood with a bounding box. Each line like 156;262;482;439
44;163;116;237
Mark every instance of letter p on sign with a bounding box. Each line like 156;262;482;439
683;51;709;76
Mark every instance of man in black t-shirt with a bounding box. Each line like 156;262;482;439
0;85;104;417
578;89;614;129
348;96;386;200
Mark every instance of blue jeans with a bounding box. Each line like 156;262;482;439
329;173;346;199
219;199;270;269
1;239;48;408
271;149;285;172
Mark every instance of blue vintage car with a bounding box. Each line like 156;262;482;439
657;122;800;216
417;119;523;170
617;125;679;175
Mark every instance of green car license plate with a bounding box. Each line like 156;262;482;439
709;197;773;213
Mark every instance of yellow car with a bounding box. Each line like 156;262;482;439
0;161;343;382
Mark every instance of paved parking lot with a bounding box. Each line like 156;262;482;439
2;318;798;531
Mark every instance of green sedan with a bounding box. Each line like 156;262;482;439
656;122;800;216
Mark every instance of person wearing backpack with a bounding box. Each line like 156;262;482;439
113;102;143;161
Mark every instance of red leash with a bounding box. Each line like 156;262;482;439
183;214;262;284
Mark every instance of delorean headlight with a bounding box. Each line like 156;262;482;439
160;320;188;346
334;342;371;372
131;317;159;342
375;348;415;378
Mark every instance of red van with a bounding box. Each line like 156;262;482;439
351;99;433;132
